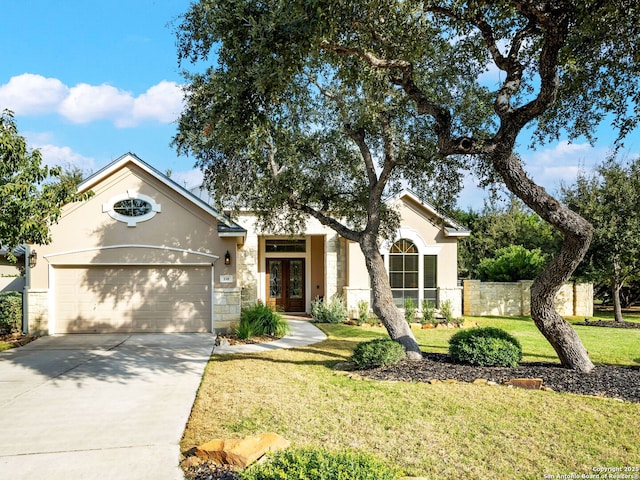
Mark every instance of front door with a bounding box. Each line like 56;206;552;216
266;259;305;312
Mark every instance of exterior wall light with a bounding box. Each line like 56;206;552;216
224;250;231;265
29;250;37;268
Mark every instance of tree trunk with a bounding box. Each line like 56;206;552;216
612;281;625;322
359;233;423;361
494;152;595;372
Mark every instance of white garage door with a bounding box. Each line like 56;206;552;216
54;266;212;333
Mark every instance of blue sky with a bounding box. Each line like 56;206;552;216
1;1;637;210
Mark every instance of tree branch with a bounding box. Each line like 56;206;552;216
287;197;360;242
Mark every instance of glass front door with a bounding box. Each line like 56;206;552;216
266;259;305;312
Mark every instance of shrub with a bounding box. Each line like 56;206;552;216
0;291;22;335
239;447;401;480
477;245;547;282
310;296;347;324
237;301;289;339
440;299;454;323
403;297;417;323
350;338;406;369
449;327;522;367
357;300;369;324
421;299;436;325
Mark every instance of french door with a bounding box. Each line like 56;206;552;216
266;258;305;312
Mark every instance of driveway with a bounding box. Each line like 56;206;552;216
0;333;215;480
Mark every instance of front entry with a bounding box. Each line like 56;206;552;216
266;258;305;312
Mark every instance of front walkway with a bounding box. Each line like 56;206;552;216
212;317;327;355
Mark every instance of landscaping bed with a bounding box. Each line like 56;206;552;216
358;352;640;402
582;319;640;329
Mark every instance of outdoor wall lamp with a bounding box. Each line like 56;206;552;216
224;250;231;266
29;250;37;268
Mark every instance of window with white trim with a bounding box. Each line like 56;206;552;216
386;238;439;308
102;190;161;227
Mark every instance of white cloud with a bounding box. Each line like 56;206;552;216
0;74;183;127
59;83;134;124
170;168;204;189
34;144;95;172
0;73;69;115
125;81;184;127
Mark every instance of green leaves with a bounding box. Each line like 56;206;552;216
0;109;90;252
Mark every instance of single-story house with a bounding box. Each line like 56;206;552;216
24;153;469;335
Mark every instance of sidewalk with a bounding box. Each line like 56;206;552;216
212;318;327;355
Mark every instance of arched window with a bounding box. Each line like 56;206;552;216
389;239;419;308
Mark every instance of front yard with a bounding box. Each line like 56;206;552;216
182;315;639;478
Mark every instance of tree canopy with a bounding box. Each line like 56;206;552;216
174;0;640;371
456;196;560;279
562;156;640;321
0;109;90;257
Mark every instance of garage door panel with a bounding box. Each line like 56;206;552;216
55;266;212;333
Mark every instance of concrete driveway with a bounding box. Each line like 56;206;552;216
0;333;215;480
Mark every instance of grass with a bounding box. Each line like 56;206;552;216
182;316;639;478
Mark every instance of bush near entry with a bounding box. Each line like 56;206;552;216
237;301;290;339
449;327;522;367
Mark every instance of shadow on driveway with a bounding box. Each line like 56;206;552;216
0;333;215;480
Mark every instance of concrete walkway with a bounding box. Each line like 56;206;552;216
212;318;327;355
0;319;326;479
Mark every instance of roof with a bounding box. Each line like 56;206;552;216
78;153;247;238
389;190;471;237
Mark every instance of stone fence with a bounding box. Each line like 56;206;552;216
463;280;593;317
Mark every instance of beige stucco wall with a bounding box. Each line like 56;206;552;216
26;159;242;333
32;162;236;288
464;280;593;317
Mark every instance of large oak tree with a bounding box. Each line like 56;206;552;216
174;0;640;371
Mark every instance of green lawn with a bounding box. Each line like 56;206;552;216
183;317;639;479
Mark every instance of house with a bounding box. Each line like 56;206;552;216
24;153;468;335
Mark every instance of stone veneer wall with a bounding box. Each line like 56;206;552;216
343;286;464;319
325;234;342;300
237;233;259;309
213;287;242;332
26;289;49;335
463;280;593;317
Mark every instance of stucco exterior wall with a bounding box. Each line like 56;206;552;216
32;162;236;289
464;280;593;317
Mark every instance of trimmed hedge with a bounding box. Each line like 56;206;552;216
239;447;401;480
0;291;22;335
350;338;406;369
449;327;522;367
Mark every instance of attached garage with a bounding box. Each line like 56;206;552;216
52;265;213;333
24;153;246;336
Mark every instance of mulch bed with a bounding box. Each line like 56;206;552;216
582;319;640;329
0;332;38;348
358;352;640;403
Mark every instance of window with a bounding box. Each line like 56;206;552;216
102;191;161;227
389;239;419;307
113;198;152;217
424;255;438;305
265;239;306;252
